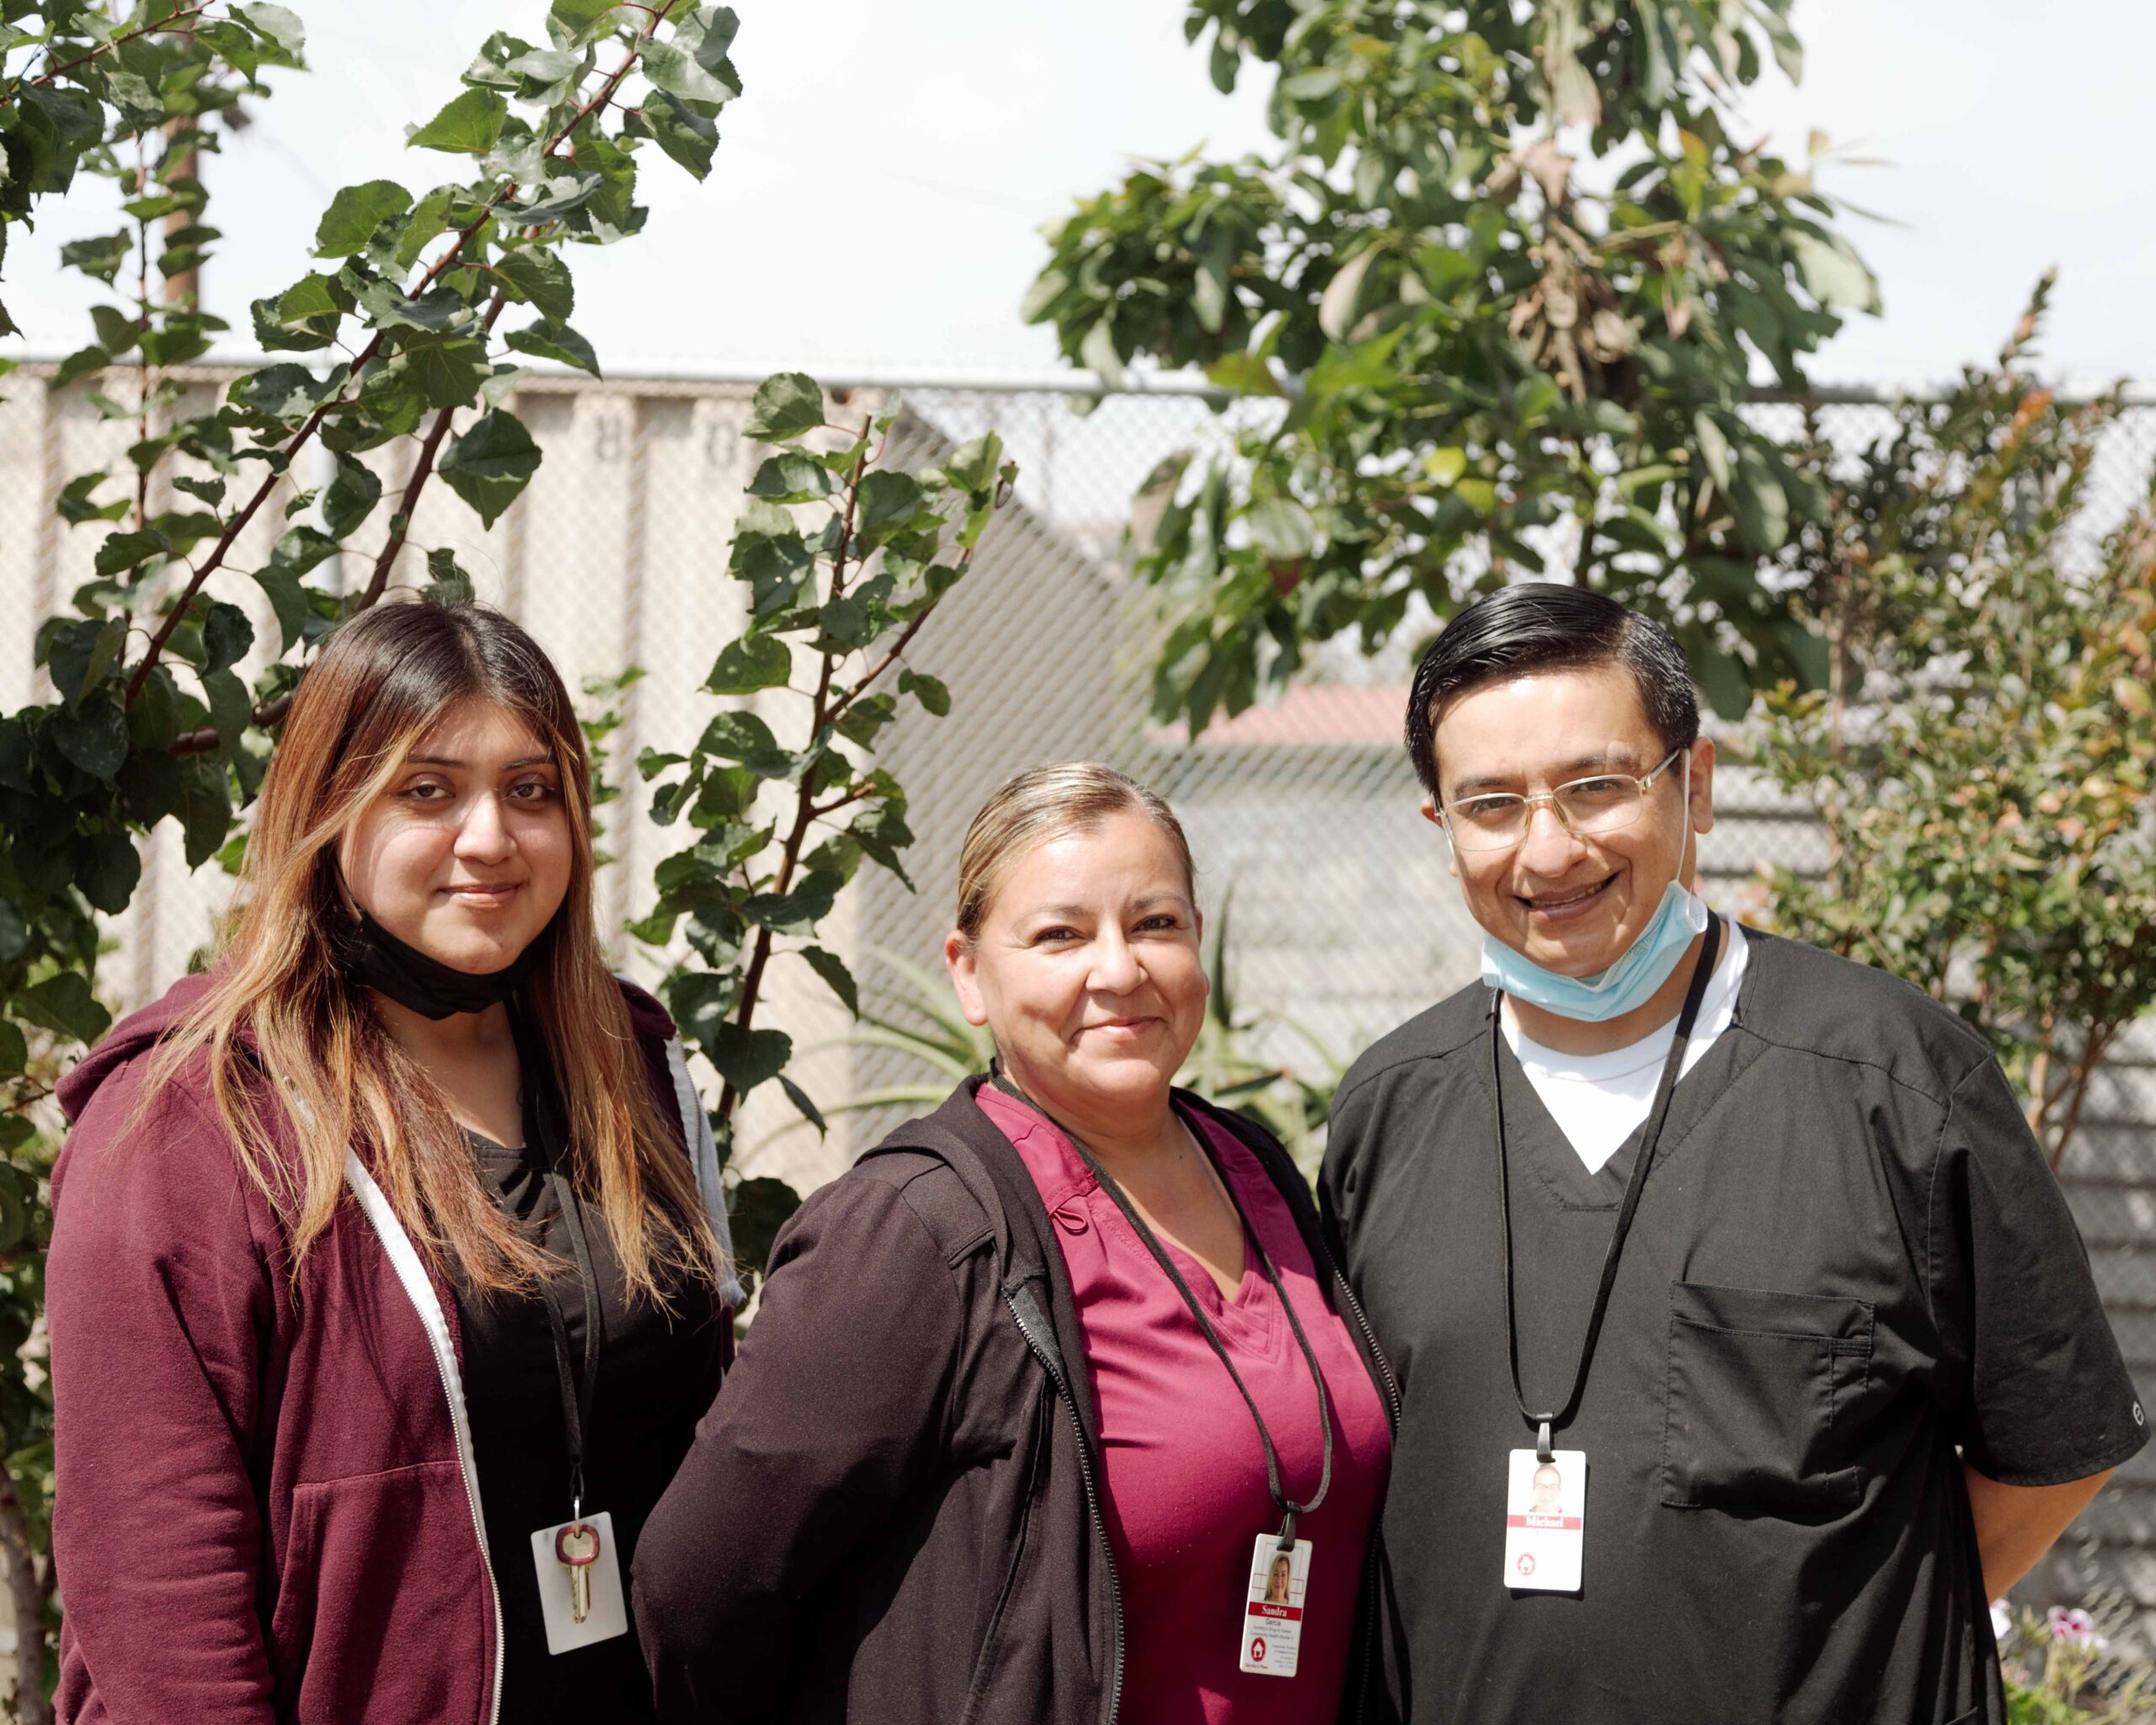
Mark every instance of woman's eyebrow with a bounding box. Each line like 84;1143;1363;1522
403;754;555;770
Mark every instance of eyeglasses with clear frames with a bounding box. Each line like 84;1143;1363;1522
1437;746;1685;852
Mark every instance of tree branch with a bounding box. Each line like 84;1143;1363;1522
2;3;213;110
716;425;873;1124
122;10;678;705
361;406;461;606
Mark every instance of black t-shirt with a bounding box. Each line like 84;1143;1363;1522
456;1132;728;1725
1320;927;2147;1725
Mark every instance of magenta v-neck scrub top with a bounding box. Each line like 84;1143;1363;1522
978;1087;1393;1725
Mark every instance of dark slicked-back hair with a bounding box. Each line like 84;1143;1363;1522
1405;584;1700;800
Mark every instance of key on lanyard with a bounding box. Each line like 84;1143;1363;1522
556;1519;601;1625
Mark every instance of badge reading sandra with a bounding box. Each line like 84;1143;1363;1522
1502;1449;1586;1593
1238;1535;1312;1677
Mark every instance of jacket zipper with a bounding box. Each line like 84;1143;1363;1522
342;1151;507;1725
418;1291;507;1725
1003;1288;1125;1725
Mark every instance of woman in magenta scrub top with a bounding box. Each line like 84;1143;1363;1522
636;762;1397;1725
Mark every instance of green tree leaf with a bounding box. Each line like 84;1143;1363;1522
252;566;311;653
800;946;860;1017
17;974;110;1047
726;1174;802;1273
744;372;824;442
704;634;792;696
80;830;141;914
696;709;793;777
776;1075;827;1137
400;339;495;411
505;320;600;377
640;40;736;105
313;180;413;258
640;91;719;180
47;616;127;705
202;666;253;748
323;458;384;537
51;694;128;780
201;601;255;676
438;410;544;527
92;528;169;578
898;669;951;716
408;88;508;156
549;0;620;34
494;248;575;323
234;2;307;56
705;1023;792;1093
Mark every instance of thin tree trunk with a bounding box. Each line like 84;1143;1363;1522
0;1472;50;1725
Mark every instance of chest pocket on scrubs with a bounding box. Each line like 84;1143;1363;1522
1659;1280;1875;1519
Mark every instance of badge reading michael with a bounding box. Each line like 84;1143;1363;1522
1238;1535;1312;1677
1502;1449;1586;1592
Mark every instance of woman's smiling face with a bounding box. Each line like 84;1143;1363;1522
945;809;1208;1121
336;697;574;975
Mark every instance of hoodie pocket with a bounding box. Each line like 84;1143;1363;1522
270;1460;489;1725
1659;1281;1875;1519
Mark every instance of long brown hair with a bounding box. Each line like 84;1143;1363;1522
141;599;716;1300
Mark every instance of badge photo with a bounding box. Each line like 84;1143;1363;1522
1239;1535;1313;1678
1502;1449;1586;1594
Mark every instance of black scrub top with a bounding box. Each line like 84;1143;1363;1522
1320;927;2146;1725
456;1130;728;1725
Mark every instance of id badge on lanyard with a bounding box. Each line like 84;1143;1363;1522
1487;918;1721;1599
1502;1448;1586;1592
1240;1534;1314;1676
1055;1102;1337;1686
513;1014;628;1654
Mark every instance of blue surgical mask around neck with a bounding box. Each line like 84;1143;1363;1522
1470;748;1711;1023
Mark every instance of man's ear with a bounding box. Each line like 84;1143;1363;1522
1689;737;1718;837
1420;797;1460;879
943;930;990;1028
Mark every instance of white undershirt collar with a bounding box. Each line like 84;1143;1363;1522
1498;919;1749;1175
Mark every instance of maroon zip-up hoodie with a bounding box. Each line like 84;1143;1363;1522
45;971;733;1725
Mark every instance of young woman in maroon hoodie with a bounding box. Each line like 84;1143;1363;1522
46;601;739;1725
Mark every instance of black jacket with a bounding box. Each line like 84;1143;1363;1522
632;1076;1400;1725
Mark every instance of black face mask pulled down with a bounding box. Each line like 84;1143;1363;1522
338;911;546;1020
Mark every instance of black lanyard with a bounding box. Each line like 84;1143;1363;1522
511;1005;604;1518
1490;915;1722;1462
1060;1103;1335;1551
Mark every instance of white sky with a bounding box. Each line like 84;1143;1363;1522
4;0;2152;394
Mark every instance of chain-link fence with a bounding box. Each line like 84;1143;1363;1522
4;364;2156;1653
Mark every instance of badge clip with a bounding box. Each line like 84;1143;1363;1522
1535;1418;1553;1463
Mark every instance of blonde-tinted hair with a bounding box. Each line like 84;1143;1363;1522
136;600;717;1301
953;761;1197;941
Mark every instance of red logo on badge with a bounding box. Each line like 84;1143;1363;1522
1250;1637;1267;1664
1516;1552;1536;1578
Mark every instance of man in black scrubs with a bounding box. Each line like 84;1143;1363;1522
1321;585;2147;1725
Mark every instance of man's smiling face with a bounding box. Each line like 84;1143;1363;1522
1423;663;1713;979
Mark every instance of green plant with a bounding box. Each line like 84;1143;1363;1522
1997;1605;2151;1723
1748;280;2156;1167
1179;891;1344;1181
630;377;1016;1284
1;2;744;1708
1031;0;1877;736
